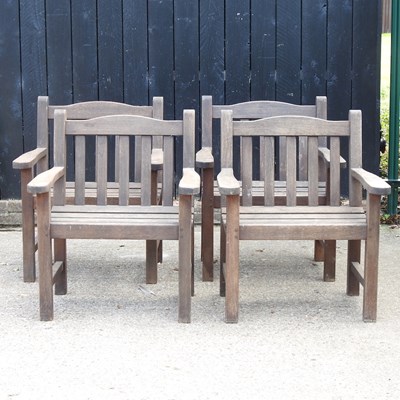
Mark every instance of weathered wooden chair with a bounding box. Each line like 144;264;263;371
217;109;390;323
196;95;342;281
27;110;199;322
13;96;164;283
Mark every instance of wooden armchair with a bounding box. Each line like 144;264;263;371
217;110;390;323
196;95;342;282
13;96;164;283
27;110;199;322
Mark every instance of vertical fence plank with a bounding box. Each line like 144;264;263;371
123;0;149;106
98;0;123;102
46;1;73;104
352;0;381;175
47;1;74;181
20;0;47;153
148;0;174;120
251;0;277;101
0;1;23;198
302;0;327;103
71;0;98;102
200;0;225;175
174;0;199;177
226;0;251;104
276;0;301;103
327;0;353;194
71;0;97;182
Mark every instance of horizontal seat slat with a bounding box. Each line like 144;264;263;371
51;224;179;240
222;206;365;215
52;205;178;214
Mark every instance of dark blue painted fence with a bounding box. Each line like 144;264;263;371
0;0;382;198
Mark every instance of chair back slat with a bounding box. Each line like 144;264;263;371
163;136;174;206
307;136;319;206
118;136;130;206
141;136;153;206
241;136;253;206
263;137;275;206
286;137;297;206
74;136;85;205
329;137;341;206
96;136;108;205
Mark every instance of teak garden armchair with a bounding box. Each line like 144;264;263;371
27;110;199;322
196;95;340;282
13;96;164;283
217;110;390;323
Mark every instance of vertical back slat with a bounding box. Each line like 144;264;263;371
74;136;85;205
307;136;319;206
163;136;174;206
118;135;129;206
298;137;308;180
96;135;107;205
263;136;275;206
241;136;253;206
201;95;213;148
37;96;49;174
286;136;297;206
54;110;66;206
221;110;234;168
279;137;287;180
183;110;195;168
349;110;363;206
141;136;152;206
153;96;164;148
329;136;341;206
134;136;142;182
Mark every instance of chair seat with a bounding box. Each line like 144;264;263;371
213;180;327;206
221;206;367;241
50;205;179;240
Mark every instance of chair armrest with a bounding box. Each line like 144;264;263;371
318;147;347;169
196;147;214;169
28;167;65;194
151;148;163;171
13;147;47;170
217;168;240;196
179;168;201;195
351;168;391;195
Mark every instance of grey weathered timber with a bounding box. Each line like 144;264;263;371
13;96;164;283
197;95;340;281
27;110;199;322
217;110;390;323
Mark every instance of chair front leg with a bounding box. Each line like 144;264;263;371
21;168;36;282
225;195;240;323
201;166;214;281
36;192;54;321
363;193;381;322
178;194;193;323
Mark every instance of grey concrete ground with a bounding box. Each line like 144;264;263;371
1;225;400;400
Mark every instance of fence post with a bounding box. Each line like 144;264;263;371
388;0;400;214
